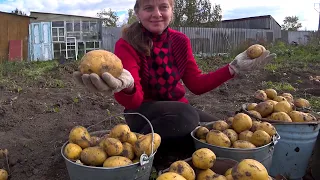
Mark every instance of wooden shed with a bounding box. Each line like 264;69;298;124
0;11;35;63
217;15;282;41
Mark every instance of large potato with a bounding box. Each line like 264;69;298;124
223;129;238;143
238;130;253;141
126;132;138;145
246;44;265;59
212;120;229;131
273;96;287;102
109;124;131;142
270;112;292;122
246;103;257;111
294;98;311;108
192;148;216;170
103;156;133;168
195;126;210;139
232;159;269;180
99;137;123;156
250;121;261;132
79;49;123;78
134;133;161;157
250;130;271;147
169;161;196;180
254;101;274;118
231;113;252;133
265;100;278;107
121;142;135;160
273;101;293;113
157;172;187;180
197;169;216;180
206;130;231;147
256;122;276;136
68;126;91;149
64;143;83;161
0;169;8;180
232;140;256;149
80;146;107;166
89;136;101;147
265;89;277;100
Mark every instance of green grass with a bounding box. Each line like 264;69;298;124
307;96;320;112
261;81;296;92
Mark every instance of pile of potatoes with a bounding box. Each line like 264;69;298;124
248;88;318;122
195;113;277;149
157;148;273;180
63;124;161;168
0;149;9;180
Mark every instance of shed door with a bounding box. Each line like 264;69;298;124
30;22;52;61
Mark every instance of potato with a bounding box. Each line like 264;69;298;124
225;168;232;176
80;146;107;166
250;130;271;147
256;122;276;136
246;103;257;111
89;136;101;147
109;124;131;142
196;126;210;139
246;44;265;59
211;174;228;180
254;90;268;101
283;95;294;103
79;49;123;78
197;169;216;180
273;96;287;102
232;140;256;149
254;101;274;118
64;143;83;161
206;130;231;147
288;111;317;122
212;120;229;131
270;112;292;122
250;120;261;132
265;99;278;106
126;132;138;145
121;142;135;160
169;161;196;180
232;159;269;180
226;117;234;127
248;110;262;119
157;172;187;180
223;129;238;143
199;139;207;143
305;113;317;122
103;156;133;168
99;137;123;156
134;133;161;157
294;98;311;108
68;126;91;149
265;89;277;100
231;113;252;133
273;101;293;113
281;93;293;100
192;148;216;170
238;130;253;141
226;175;233;180
0;169;8;180
135;133;144;139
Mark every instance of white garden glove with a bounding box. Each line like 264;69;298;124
229;49;276;75
72;69;134;95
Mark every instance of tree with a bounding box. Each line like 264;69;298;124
281;16;302;31
172;0;222;27
11;8;27;16
97;8;119;27
126;9;137;25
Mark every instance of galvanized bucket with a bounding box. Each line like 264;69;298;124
268;122;320;180
190;121;280;171
311;131;320;179
61;112;157;180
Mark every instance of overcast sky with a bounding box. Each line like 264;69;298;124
0;0;319;30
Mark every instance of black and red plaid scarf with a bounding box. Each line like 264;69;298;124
139;26;181;101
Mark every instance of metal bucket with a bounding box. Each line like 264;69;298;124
311;131;320;179
61;112;157;180
269;122;320;180
190;121;280;171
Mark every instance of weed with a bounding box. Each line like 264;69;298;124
262;81;296;92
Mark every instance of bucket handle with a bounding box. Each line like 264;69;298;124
269;133;281;152
86;112;155;166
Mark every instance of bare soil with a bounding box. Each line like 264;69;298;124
0;58;319;180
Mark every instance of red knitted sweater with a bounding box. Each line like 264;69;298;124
114;27;234;110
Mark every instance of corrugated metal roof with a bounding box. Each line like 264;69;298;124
0;11;37;19
30;11;100;19
222;15;281;27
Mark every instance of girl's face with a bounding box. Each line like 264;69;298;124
136;0;173;34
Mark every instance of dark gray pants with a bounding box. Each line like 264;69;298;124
123;101;218;169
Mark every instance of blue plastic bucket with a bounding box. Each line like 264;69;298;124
269;122;320;180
